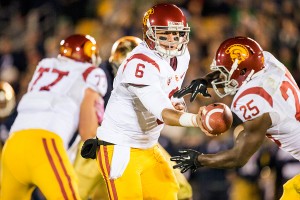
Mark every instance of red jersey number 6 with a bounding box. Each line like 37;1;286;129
135;64;145;78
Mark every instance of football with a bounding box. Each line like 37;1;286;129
200;103;233;136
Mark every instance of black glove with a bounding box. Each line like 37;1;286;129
173;79;211;102
170;149;203;173
81;138;99;159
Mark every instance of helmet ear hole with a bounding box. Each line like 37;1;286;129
240;68;247;75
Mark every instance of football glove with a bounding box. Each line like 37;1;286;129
173;79;211;102
170;149;203;173
81;138;99;159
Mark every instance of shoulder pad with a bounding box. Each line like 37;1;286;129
83;66;108;96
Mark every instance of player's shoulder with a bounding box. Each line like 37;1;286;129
38;57;57;65
232;83;274;121
263;51;285;68
233;84;273;107
127;44;162;70
83;66;107;96
121;44;163;76
118;47;164;86
234;55;285;103
82;65;105;79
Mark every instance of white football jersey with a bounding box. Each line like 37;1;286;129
232;51;300;160
97;42;190;148
10;56;107;148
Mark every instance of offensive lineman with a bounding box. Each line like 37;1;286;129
1;34;107;199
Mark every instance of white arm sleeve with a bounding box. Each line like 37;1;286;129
128;85;174;122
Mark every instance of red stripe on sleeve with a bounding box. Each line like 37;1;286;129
233;87;273;108
43;138;68;200
82;66;96;81
122;53;160;73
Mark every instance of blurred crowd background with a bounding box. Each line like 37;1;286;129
1;0;300;200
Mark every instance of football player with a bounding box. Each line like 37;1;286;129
72;36;143;200
1;34;107;199
81;3;203;199
170;36;300;199
74;35;193;199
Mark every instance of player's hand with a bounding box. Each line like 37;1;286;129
172;102;186;112
197;106;211;136
173;79;211;102
170;149;203;173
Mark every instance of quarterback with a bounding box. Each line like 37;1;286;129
75;36;192;200
81;3;203;200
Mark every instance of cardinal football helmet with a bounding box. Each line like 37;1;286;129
109;36;142;75
0;81;16;119
59;34;101;66
210;36;265;98
142;3;190;58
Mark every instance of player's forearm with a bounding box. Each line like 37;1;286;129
79;117;98;141
161;108;182;126
198;149;248;169
162;108;199;127
79;89;100;141
197;125;266;169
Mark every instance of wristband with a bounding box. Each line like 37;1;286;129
179;113;198;127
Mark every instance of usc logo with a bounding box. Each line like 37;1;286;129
143;8;154;26
225;44;249;64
